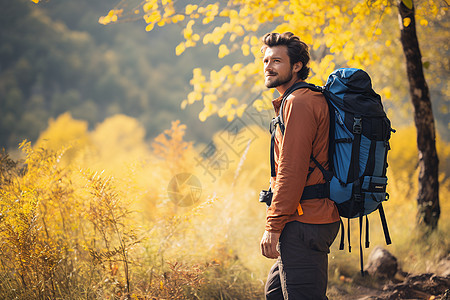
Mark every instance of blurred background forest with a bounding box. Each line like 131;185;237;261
0;0;449;299
0;0;245;150
1;0;449;151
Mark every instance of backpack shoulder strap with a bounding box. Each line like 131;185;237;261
279;82;323;127
270;82;321;177
280;82;334;184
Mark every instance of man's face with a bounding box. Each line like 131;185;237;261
263;45;295;89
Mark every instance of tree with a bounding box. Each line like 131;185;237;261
398;0;440;230
100;0;447;230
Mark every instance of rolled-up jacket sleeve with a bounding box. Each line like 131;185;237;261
265;93;317;233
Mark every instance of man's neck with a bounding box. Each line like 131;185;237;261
276;78;305;95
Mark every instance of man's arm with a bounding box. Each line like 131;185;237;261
266;92;318;232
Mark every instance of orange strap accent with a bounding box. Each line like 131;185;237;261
297;203;304;216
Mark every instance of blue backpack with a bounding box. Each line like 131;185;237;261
266;68;395;274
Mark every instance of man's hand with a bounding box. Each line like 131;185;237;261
260;230;281;259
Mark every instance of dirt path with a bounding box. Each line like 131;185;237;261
327;273;450;300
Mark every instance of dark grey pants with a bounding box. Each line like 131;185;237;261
265;221;340;300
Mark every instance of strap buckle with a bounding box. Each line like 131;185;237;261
353;117;362;134
270;117;279;134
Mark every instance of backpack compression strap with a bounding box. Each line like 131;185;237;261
378;203;392;245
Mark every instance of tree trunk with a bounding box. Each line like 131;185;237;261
398;0;440;230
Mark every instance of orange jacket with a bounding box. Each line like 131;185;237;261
266;86;340;233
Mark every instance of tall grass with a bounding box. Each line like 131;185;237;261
1;115;449;299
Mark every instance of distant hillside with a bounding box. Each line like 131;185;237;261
0;0;236;149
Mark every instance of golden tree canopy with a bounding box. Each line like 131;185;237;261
97;0;447;122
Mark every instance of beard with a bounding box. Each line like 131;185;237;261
264;70;294;88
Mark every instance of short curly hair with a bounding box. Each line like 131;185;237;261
261;32;310;80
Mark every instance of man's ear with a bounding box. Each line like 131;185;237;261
293;61;302;73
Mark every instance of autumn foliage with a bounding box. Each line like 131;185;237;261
99;0;447;124
1;113;449;299
0;114;268;299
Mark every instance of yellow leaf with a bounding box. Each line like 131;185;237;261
193;68;202;77
145;23;155;32
236;104;247;117
403;17;411;27
176;43;186;56
402;0;413;9
229;9;238;19
220;9;230;17
252;99;264;112
234;25;245;36
172;15;185;23
226;110;235;122
143;3;152;12
185;40;196;47
218;106;227;118
204;94;217;103
250;36;259;46
232;63;242;72
185;4;198;15
147;12;161;23
241;44;250;56
225;97;238;106
199;111;207;122
164;6;175;18
202;16;213;24
98;16;108;25
218;44;230;58
420;19;428;26
203;33;212;44
186;19;195;30
184;30;192;39
381;87;392;99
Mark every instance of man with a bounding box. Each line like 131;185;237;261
260;32;341;299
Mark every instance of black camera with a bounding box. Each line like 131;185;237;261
259;188;273;206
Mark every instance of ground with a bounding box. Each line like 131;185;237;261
328;273;450;299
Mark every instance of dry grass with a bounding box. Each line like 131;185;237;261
1;119;448;299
